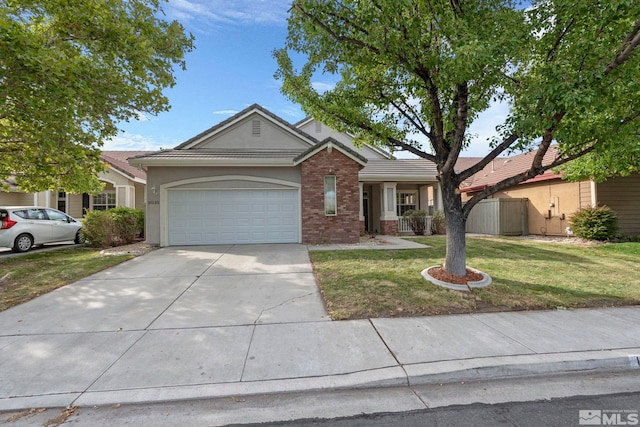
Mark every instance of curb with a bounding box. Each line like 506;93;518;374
67;351;640;409
405;349;640;386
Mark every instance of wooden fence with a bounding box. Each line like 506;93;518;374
465;198;529;236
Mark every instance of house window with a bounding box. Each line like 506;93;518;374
92;192;116;211
324;176;337;215
397;191;417;216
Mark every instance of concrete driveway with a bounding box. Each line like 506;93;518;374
0;244;328;335
0;244;333;409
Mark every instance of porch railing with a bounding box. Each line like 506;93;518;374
398;215;433;235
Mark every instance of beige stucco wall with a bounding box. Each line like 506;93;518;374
597;173;640;237
134;182;145;210
144;166;302;245
483;179;592;236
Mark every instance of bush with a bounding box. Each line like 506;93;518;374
403;209;428;235
82;208;144;248
569;206;618;241
431;210;446;235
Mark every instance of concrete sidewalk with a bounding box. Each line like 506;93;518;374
0;245;639;412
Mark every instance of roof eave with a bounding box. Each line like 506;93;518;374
128;158;295;168
358;174;438;182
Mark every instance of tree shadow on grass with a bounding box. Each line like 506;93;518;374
478;276;634;307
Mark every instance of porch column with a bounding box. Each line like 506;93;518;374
419;185;430;211
380;182;398;235
432;183;444;212
358;182;365;235
115;185;135;208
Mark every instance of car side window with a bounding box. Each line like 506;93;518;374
25;208;46;220
11;210;27;219
45;209;68;222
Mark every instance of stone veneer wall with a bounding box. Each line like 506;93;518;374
300;148;362;244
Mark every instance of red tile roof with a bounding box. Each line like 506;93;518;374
101;151;151;181
459;146;561;193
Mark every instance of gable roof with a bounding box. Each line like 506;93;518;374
460;146;562;193
101;151;150;182
175;104;318;150
294;116;392;160
293;137;368;166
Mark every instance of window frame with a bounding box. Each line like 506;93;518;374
396;191;417;217
324;175;337;216
92;191;116;211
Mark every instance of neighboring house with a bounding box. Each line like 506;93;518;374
0;151;149;218
459;147;640;237
129;104;442;246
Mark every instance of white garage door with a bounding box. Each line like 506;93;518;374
167;189;300;245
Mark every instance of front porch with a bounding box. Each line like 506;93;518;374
358;179;442;236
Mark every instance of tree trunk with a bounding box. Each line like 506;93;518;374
441;179;467;277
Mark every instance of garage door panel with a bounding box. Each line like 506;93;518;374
168;189;299;245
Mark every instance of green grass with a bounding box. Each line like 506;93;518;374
0;247;134;311
309;236;640;320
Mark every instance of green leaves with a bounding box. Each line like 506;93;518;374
276;0;640;180
0;0;194;193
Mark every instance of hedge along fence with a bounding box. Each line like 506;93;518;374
82;207;144;248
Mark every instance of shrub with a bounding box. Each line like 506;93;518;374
110;207;142;244
82;210;116;247
431;210;446;235
403;209;428;235
569;206;618;241
82;208;144;248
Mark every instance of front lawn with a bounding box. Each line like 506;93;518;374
0;248;133;312
309;236;640;320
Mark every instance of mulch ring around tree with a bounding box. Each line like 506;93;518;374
428;266;484;285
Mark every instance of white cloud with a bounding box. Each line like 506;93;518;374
212;109;239;116
103;132;170;151
311;81;336;93
164;0;290;30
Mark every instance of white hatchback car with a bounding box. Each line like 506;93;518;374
0;207;83;253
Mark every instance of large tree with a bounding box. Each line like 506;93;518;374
275;0;640;276
1;0;194;194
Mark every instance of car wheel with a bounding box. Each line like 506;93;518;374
74;230;83;244
13;233;34;253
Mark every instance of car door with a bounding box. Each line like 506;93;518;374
44;209;77;242
23;208;53;244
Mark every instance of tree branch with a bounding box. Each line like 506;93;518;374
546;18;575;62
457;132;519;182
388;98;433;142
604;19;640;75
442;82;469;175
387;137;436;162
292;3;380;55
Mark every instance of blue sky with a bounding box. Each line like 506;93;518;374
105;0;507;157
